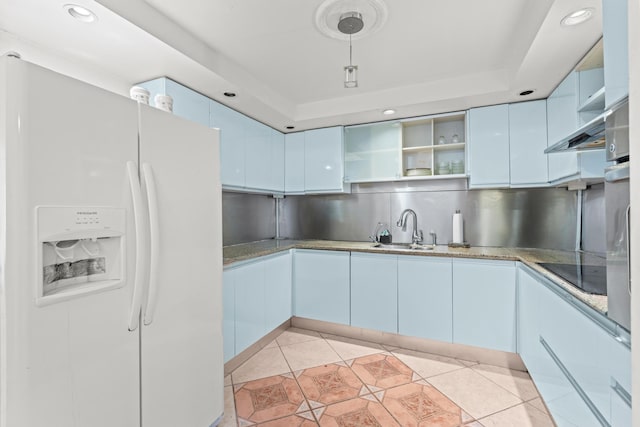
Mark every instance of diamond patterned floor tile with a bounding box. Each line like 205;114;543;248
382;381;464;427
234;374;306;424
297;363;367;406
316;396;400;427
254;414;319;426
228;329;552;427
350;353;415;390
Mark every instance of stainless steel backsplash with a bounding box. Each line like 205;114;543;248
279;186;578;250
222;192;276;246
581;183;606;254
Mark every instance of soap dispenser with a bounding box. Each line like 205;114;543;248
370;222;392;244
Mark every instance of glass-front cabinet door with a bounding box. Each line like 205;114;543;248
344;121;402;183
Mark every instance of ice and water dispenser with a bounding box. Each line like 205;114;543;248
37;207;125;305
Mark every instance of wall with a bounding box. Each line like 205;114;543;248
280;183;578;251
222;192;276;246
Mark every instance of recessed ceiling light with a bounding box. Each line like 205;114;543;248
223;92;236;97
286;126;295;130
64;4;97;23
382;109;396;115
519;90;534;96
561;8;594;26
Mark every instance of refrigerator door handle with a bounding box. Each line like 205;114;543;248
626;204;631;295
127;161;147;331
142;163;160;325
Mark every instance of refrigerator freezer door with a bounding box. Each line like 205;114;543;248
0;57;140;426
138;105;223;427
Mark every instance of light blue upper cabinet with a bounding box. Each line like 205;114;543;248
293;250;350;325
577;68;605;126
136;77;210;127
350;253;398;333
245;121;284;193
304;127;349;193
269;129;285;193
546;70;608;186
546;72;580;182
603;0;628;107
139;77;287;194
210;100;246;188
452;259;516;352
245;120;271;191
284;132;305;194
344;121;402;183
222;269;236;363
164;79;211;127
263;252;292;332
468;105;510;188
398;256;453;342
509;100;548;187
210;99;284;193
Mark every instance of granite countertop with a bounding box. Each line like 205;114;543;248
223;239;608;315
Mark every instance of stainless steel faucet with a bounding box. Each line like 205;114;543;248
396;209;423;245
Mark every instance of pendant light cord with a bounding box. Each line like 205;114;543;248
349;33;353;66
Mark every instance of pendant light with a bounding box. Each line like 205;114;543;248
338;12;363;88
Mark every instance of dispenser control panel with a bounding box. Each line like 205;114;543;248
75;210;101;226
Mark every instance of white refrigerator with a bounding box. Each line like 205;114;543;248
0;55;224;427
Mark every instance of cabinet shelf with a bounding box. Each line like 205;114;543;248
402;145;432;152
402;143;465;153
578;86;605;112
345;147;399;157
402;173;467;180
434;142;465;151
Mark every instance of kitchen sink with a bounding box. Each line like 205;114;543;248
372;242;435;251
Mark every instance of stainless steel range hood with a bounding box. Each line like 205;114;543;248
544;96;628;154
545;111;608;153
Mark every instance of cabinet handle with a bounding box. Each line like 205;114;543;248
539;336;610;427
610;377;632;408
626;204;631;295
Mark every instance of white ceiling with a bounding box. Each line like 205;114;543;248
0;0;602;132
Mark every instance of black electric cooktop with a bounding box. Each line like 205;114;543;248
538;263;607;296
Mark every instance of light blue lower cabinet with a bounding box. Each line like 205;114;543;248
350;253;398;333
518;264;632;427
223;252;293;361
539;277;616;424
293;250;350;325
452;259;516;352
264;252;292;332
536;337;601;427
610;377;632;427
234;260;266;354
222;269;236;363
518;266;600;426
398;256;453;342
608;338;632;425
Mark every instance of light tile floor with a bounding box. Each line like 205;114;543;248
222;327;554;426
